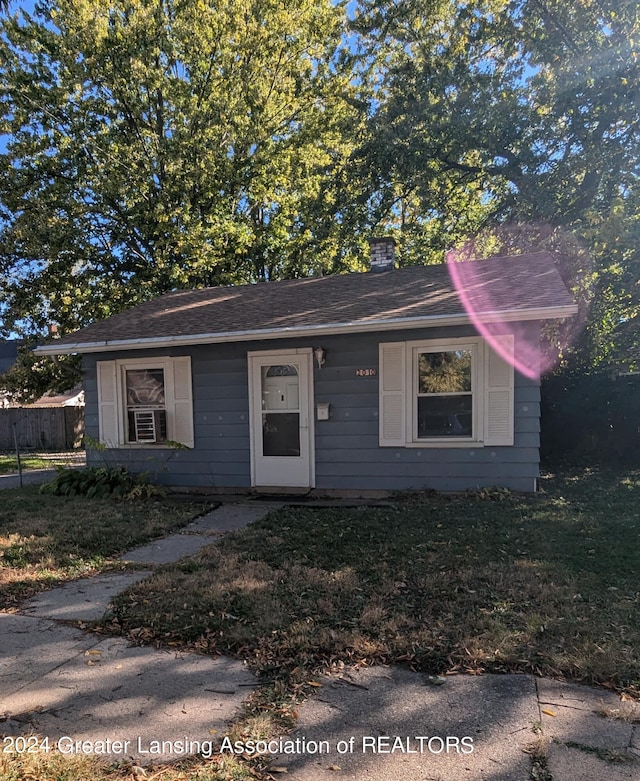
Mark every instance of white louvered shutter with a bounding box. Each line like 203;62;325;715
379;342;406;447
484;335;515;446
168;357;194;448
97;361;119;447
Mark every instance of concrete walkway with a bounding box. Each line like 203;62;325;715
1;500;639;779
0;501;281;761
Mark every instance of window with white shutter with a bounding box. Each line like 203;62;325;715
96;356;194;448
378;336;514;448
484;334;515;446
379;342;406;447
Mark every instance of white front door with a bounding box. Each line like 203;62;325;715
249;350;314;488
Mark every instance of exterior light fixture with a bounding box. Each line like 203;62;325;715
314;347;326;369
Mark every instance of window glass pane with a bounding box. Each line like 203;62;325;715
264;364;298;378
262;412;300;456
417;395;472;438
125;368;166;443
418;351;471;394
126;369;165;407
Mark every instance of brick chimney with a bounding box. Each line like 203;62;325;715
369;237;396;272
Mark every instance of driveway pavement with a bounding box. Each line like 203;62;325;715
1;500;639;779
0;452;85;489
0;467;62;489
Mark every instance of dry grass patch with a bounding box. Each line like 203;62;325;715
0;487;213;608
0;749;255;780
595;704;640;723
107;469;640;694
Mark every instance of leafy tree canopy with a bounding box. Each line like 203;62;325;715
354;0;638;222
0;0;364;342
0;0;638;401
353;0;640;370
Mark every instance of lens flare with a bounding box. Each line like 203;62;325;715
447;250;580;380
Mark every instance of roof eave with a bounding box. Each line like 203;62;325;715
33;304;579;356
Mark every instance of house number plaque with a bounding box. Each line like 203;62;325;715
355;368;377;377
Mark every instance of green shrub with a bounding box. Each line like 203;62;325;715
39;466;164;500
465;485;513;501
123;480;167;500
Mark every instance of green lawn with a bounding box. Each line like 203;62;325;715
109;468;640;694
0;487;211;608
2;468;639;781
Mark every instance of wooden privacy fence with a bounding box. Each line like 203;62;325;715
0;407;84;451
541;373;640;465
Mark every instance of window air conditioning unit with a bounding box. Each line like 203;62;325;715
133;409;165;443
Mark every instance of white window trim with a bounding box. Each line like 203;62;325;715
98;356;193;448
379;335;514;449
117;358;168;446
405;336;484;448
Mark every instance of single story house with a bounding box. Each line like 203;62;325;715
35;242;577;493
26;386;85;408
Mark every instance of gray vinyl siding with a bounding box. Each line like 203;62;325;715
84;342;252;489
310;326;539;492
83;322;541;493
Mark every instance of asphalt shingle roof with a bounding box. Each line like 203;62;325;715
42;252;576;353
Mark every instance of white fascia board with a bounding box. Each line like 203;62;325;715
33;303;579;356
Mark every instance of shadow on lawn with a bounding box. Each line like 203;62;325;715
106;468;640;694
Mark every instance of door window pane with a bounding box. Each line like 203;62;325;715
262;412;301;456
261;365;299;411
261;364;301;456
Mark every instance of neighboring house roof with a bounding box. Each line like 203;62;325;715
26;386;85;407
35;252;577;355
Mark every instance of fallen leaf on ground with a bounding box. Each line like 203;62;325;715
541;709;556;717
